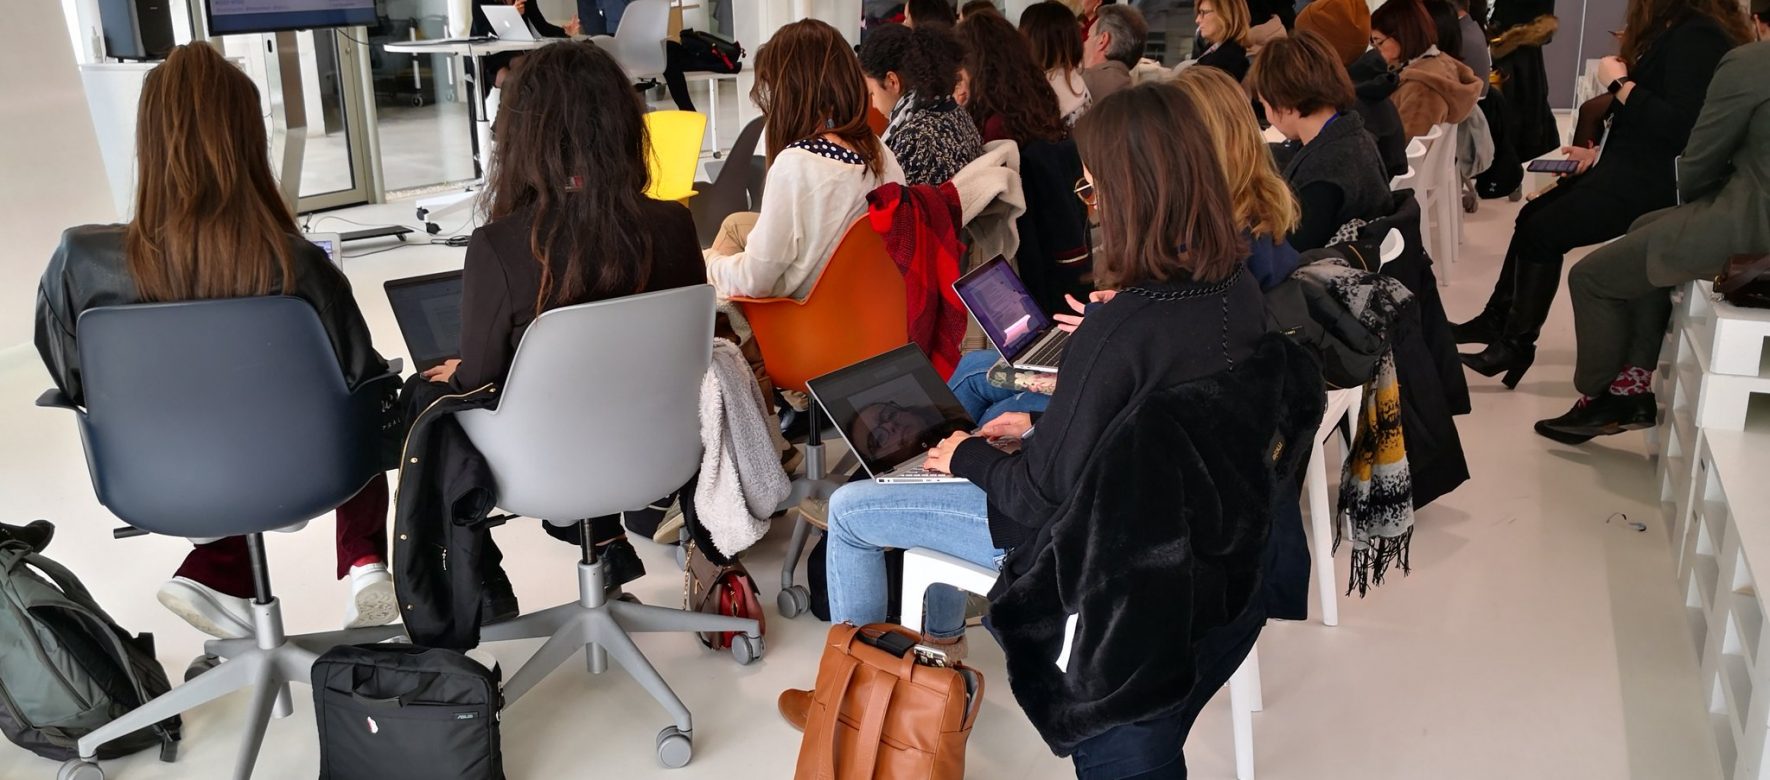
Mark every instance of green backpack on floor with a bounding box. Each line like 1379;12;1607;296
0;536;180;762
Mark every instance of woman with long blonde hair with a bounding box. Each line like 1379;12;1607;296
1171;67;1301;290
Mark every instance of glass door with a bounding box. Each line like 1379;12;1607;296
294;29;375;210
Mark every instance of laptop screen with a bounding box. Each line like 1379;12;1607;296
384;271;464;369
953;257;1052;360
807;345;975;476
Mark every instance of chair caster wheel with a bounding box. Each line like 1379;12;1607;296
185;654;220;682
1508;187;1523;202
731;633;764;665
58;759;104;780
777;586;810;618
656;726;693;768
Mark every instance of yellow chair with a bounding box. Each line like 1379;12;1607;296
644;110;706;203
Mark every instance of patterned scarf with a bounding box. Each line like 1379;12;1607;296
1298;256;1416;594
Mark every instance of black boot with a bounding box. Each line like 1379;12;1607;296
1460;260;1560;389
1535;394;1657;442
1454;247;1519;344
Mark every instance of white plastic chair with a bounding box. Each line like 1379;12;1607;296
590;0;670;83
1305;387;1363;628
1379;228;1404;267
901;548;1260;779
1416;124;1459;284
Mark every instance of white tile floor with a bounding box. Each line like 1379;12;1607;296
0;192;1720;779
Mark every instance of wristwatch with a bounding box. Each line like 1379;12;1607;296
1607;76;1633;95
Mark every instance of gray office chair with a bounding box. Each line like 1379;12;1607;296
690;116;767;248
39;298;404;780
590;0;671;84
461;284;761;769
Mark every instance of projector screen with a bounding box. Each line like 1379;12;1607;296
207;0;378;36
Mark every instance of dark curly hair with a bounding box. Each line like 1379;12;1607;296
956;11;1067;143
483;42;653;314
858;23;966;103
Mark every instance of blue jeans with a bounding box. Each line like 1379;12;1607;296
825;480;1002;639
949;349;1052;426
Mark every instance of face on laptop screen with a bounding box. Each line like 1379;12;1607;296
811;347;973;473
955;259;1051;358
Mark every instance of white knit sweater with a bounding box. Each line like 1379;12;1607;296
704;144;905;300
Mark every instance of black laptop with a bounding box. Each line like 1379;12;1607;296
383;270;464;372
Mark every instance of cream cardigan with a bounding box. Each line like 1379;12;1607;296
704;144;905;300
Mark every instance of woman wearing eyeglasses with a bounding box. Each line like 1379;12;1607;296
783;83;1318;779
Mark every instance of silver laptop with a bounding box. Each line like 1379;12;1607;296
953;256;1071;373
481;4;540;41
807;345;977;484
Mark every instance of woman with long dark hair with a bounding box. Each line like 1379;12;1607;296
704;19;905;299
35;43;398;639
1455;0;1751;387
859;23;984;184
421;42;708;603
956;11;1069;143
1020;0;1092;126
783;85;1319;780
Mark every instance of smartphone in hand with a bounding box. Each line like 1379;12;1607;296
1526;158;1583;175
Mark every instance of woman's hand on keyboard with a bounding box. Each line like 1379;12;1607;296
923;432;972;474
1054;290;1117;332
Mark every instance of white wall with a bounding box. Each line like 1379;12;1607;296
3;0;116;348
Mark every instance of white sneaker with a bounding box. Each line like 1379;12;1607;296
157;577;254;639
345;562;398;629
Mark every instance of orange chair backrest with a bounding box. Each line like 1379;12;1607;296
732;220;908;394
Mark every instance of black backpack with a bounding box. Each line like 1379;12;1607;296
312;644;503;780
673;29;744;74
0;537;180;762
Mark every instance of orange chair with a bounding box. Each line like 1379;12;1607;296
731;219;908;617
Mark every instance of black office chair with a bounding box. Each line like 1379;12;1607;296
690;116;766;248
39;297;404;780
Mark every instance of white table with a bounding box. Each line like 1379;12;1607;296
383;39;548;178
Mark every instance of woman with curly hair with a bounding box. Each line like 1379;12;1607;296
955;11;1068;144
859;23;984;184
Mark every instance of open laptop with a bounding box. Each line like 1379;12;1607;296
953;256;1071;373
384;270;464;373
480;4;540;41
807;345;977;484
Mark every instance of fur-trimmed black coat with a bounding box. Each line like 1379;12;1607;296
985;334;1324;755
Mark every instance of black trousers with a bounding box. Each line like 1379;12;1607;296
1566;219;1676;398
1478;175;1660;339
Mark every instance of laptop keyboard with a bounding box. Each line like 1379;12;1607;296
1019;330;1071;368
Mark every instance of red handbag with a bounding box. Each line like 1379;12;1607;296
683;540;765;651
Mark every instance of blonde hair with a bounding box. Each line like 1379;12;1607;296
1170;67;1298;241
1202;0;1253;47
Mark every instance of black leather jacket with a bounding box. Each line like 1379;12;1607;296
34;224;390;406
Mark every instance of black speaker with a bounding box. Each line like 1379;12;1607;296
97;0;175;61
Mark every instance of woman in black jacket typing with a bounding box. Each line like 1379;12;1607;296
418;43;706;616
782;83;1287;778
1455;0;1753;386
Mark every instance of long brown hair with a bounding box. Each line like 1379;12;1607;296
1075;83;1245;287
481;42;654;315
1618;0;1751;66
751;20;886;177
125;43;297;302
957;12;1067;143
1171;66;1298;241
1019;1;1084;73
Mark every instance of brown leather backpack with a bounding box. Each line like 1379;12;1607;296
794;623;983;780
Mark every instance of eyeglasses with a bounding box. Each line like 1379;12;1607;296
1073;177;1096;208
1368;34;1391;48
